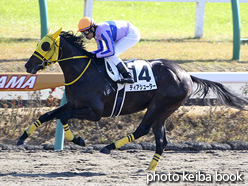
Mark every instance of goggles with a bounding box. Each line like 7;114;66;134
82;29;91;36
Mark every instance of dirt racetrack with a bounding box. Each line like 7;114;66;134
0;148;247;186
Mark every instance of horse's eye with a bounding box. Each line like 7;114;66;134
41;42;51;51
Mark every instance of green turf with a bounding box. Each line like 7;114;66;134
1;0;247;40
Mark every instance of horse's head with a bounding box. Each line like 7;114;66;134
25;28;62;74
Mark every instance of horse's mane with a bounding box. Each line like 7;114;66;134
59;31;87;53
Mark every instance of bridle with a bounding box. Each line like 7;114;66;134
32;34;92;86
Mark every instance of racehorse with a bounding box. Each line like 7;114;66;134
17;28;248;171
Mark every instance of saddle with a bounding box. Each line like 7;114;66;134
105;58;136;83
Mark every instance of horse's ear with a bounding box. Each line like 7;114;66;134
52;27;62;39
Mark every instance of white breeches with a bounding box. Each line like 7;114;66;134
106;24;140;65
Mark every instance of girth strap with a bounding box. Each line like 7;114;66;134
110;84;126;117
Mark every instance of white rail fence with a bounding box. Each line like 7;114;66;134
189;72;248;83
83;0;248;38
1;72;247;99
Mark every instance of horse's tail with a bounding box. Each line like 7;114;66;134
190;75;248;110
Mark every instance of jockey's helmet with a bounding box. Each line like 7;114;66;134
78;17;96;32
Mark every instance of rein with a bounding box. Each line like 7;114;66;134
42;56;91;86
33;31;107;87
63;57;91;86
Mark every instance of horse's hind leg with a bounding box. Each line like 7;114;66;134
100;101;167;154
100;104;179;171
148;108;178;171
16;104;70;145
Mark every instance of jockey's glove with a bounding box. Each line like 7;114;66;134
85;52;96;58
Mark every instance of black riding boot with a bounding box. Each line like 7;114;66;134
116;62;134;84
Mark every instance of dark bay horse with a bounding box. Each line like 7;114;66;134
17;28;248;171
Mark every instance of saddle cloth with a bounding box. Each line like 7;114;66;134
105;59;157;117
105;58;157;92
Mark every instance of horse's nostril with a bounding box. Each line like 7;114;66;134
25;64;31;68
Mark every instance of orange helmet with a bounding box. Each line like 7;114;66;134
78;17;96;32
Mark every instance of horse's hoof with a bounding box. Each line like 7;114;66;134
99;147;111;154
16;139;25;146
72;137;86;146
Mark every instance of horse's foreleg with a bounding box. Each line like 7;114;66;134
59;106;102;146
16;104;69;145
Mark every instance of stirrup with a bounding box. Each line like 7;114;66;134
116;78;134;84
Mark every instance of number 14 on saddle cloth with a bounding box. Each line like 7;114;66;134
125;60;157;92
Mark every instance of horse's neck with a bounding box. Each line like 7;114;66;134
59;60;82;84
58;39;90;84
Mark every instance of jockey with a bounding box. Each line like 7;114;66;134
78;17;141;84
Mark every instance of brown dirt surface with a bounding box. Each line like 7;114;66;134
0;149;247;185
